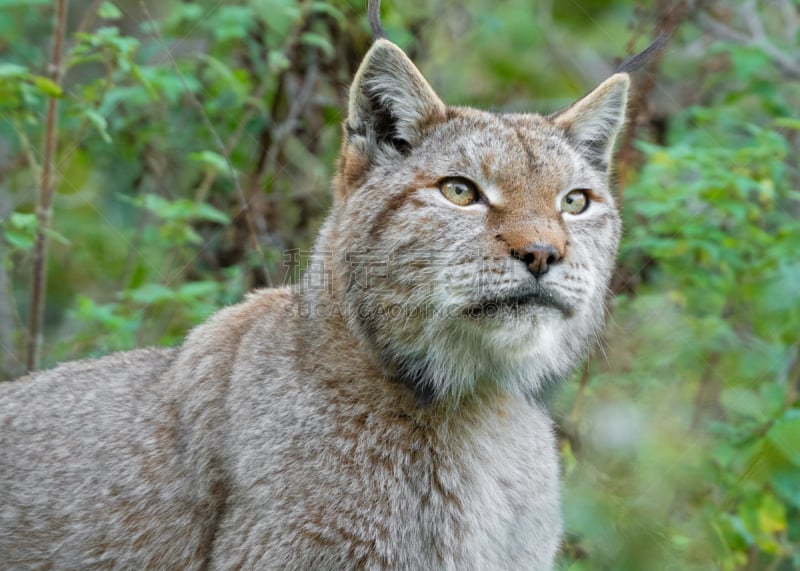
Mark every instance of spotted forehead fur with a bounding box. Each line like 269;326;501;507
348;106;598;218
440;110;588;200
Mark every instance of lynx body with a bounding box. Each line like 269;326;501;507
0;16;633;571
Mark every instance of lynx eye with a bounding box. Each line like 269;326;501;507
439;177;479;207
561;189;590;215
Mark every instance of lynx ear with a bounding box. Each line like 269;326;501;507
347;39;446;154
552;73;630;171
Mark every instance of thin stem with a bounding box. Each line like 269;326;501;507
570;359;591;425
12;120;41;181
26;0;68;372
784;334;800;406
74;0;104;36
193;79;271;206
689;351;722;431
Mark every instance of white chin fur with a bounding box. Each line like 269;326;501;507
377;299;591;401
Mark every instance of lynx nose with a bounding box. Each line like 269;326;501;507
511;243;562;277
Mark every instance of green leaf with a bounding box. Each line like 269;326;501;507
311;2;345;24
212;6;254;42
73;296;130;331
98;1;122;20
268;51;291;74
771;469;800;509
8;212;37;230
180;226;203;245
11;73;59;104
720;388;765;420
165;2;204;27
3;212;38;250
775;117;800;131
195;203;231;225
84;109;112;143
767;410;800;466
197;54;248;101
758;493;787;535
138;194;230;226
4;231;34;250
125;283;175;305
189;151;230;176
130;65;159;100
300;32;334;58
44;228;70;247
0;63;28;77
177;281;220;300
254;0;302;34
4;216;68;249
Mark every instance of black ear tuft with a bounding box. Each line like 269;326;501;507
368;0;387;40
614;32;668;74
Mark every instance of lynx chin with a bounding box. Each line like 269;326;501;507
1;2;656;568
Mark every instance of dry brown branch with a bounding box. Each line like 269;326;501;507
246;56;320;257
239;12;324;287
784;334;800;406
696;4;800;79
26;0;68;372
0;243;15;379
615;0;695;208
0;151;20;379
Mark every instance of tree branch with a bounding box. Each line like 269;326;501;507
26;0;68;372
696;8;800;79
0;145;21;379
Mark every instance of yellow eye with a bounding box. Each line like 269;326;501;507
561;189;590;215
440;178;479;207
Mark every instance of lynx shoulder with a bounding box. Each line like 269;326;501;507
0;2;658;568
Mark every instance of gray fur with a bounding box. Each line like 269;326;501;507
1;31;630;571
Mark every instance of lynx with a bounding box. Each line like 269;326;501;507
1;2;659;569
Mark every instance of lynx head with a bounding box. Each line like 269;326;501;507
310;36;629;403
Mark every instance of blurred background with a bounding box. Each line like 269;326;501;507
1;0;799;568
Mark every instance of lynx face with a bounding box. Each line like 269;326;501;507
314;40;627;402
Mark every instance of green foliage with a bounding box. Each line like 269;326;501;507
1;0;361;374
2;213;38;252
555;9;800;568
1;2;798;569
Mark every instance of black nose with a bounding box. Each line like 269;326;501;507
511;243;562;277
